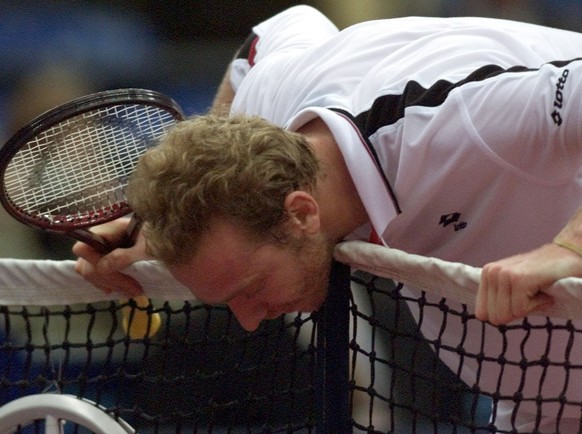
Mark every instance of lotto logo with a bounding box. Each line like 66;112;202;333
551;68;570;126
439;212;467;232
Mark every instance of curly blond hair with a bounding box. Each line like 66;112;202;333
127;113;320;265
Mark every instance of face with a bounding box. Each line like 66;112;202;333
169;219;333;332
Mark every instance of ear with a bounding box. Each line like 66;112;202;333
284;191;320;236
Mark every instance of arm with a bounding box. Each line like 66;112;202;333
209;65;235;115
476;208;582;325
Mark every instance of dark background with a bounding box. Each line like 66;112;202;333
0;0;580;258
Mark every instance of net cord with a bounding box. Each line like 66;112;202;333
0;258;192;305
334;240;582;320
1;240;582;319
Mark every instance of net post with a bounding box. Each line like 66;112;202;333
316;260;352;434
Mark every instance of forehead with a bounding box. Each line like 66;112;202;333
168;219;263;304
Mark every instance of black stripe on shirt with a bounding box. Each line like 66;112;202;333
352;59;580;137
354;64;528;136
330;63;537;214
330;108;402;214
235;31;259;66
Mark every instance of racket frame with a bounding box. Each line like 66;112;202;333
0;88;184;251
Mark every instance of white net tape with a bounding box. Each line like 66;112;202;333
334;240;582;320
1;240;581;320
0;258;192;305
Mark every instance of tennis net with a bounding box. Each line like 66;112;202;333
0;260;320;432
338;241;582;433
1;241;582;432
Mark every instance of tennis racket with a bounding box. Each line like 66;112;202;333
0;88;184;253
0;88;185;339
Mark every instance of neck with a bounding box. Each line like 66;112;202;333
298;118;369;243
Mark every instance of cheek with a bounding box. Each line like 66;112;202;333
259;238;333;308
301;241;333;298
265;265;305;300
287;246;332;303
257;256;308;306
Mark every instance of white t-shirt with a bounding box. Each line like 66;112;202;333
231;5;582;265
230;5;582;427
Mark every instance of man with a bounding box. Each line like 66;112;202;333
74;5;582;430
76;4;582;327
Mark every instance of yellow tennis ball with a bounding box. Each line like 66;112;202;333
121;295;161;339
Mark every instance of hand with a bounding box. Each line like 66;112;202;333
73;217;150;297
476;242;582;325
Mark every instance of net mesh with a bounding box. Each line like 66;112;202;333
349;271;582;433
0;301;318;433
2;261;582;432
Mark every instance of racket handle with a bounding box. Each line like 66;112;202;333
120;215;143;249
69;229;112;254
69;215;142;254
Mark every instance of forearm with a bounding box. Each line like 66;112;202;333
553;207;582;255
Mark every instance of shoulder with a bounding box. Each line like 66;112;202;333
250;5;338;62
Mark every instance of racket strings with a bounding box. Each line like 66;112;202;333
3;104;176;225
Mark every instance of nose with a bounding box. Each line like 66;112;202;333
227;295;268;332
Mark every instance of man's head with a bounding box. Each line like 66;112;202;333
127;113;321;265
168;217;333;331
127;113;333;330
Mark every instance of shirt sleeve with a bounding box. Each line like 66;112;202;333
230;5;338;92
454;59;582;183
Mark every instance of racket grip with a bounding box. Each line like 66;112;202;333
120;215;143;248
70;215;142;253
70;229;112;254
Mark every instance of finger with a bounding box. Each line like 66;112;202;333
104;273;143;297
72;240;104;263
486;268;500;325
530;292;555;314
75;257;143;297
482;264;504;324
74;258;112;294
104;246;148;294
96;241;149;274
493;268;518;325
475;268;491;322
90;216;132;239
72;218;134;256
515;288;554;318
509;279;533;321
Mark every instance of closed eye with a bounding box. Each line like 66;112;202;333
203;276;262;306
